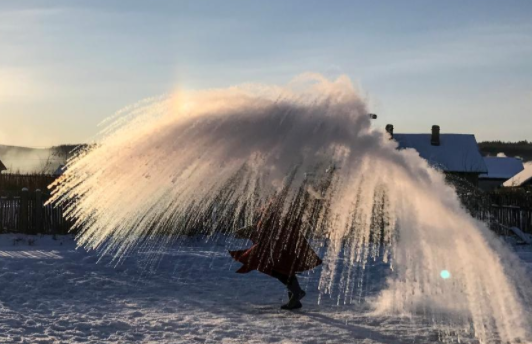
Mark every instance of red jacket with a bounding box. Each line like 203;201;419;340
229;200;322;276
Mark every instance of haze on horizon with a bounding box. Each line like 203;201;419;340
1;0;532;147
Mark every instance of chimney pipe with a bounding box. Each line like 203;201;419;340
431;125;440;146
385;124;394;139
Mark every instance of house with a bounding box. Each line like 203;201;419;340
503;164;532;188
0;159;6;174
386;125;488;185
478;157;524;191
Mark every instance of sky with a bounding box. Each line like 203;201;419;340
1;0;532;147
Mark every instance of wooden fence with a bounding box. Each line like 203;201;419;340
490;189;532;208
0;172;530;236
0;173;57;192
487;205;532;234
1;194;529;237
0;190;71;235
486;188;532;234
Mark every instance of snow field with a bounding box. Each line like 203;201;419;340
0;234;530;344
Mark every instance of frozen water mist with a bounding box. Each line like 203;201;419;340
50;74;531;343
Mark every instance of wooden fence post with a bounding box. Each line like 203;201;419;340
19;188;29;234
520;208;525;233
35;189;43;234
0;196;3;233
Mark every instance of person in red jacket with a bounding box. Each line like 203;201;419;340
229;192;323;310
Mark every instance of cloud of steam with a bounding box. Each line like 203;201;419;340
0;146;62;174
50;74;531;343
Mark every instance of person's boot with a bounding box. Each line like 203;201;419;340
281;276;305;310
281;290;305;310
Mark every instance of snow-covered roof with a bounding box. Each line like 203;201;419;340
479;157;524;180
503;163;532;187
394;134;488;173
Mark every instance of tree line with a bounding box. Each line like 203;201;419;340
478;140;532;161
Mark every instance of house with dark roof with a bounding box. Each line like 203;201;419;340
479;157;524;191
0;159;6;174
386;125;488;185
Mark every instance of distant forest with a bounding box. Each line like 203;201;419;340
478;141;532;161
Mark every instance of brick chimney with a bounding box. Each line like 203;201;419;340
431;125;440;146
385;124;394;139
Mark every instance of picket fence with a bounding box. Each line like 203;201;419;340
0;190;71;235
0;187;530;236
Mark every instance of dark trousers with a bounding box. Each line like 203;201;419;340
271;270;303;296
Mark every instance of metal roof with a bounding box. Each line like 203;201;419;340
394;133;488;173
479;157;524;180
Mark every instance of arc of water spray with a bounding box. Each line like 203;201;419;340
50;74;531;343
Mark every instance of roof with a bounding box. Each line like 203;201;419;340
394;134;488;173
503;164;532;187
479;157;524;180
0;159;6;172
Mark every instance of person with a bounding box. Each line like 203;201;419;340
229;195;322;310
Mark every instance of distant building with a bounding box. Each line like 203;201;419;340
479;157;524;191
387;125;488;185
0;159;6;174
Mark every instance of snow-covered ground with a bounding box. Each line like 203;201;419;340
0;234;530;344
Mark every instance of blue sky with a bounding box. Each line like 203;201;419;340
1;1;531;146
